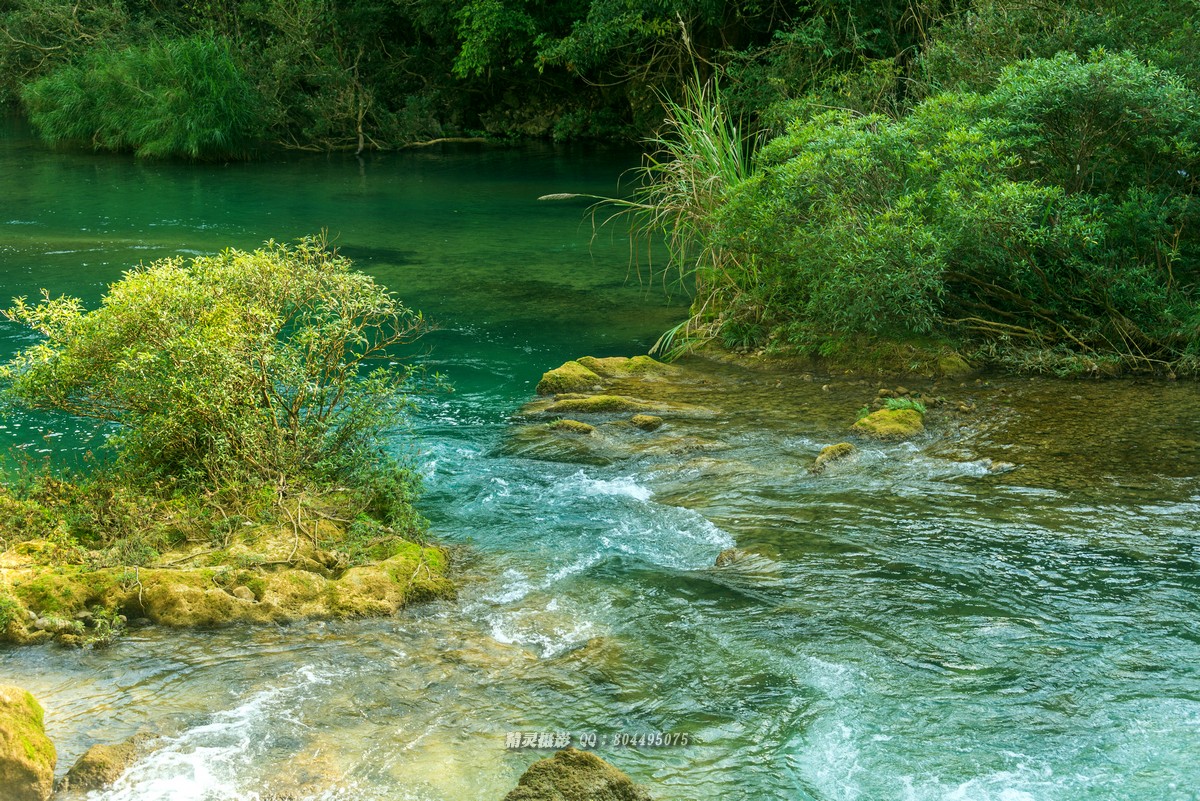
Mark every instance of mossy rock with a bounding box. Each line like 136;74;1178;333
937;353;974;378
546;395;648;415
0;539;454;640
503;747;653;801
64;736;147;793
575;355;673;379
548;419;596;435
0;685;55;801
851;408;925;440
536;361;603;396
811;442;857;473
629;414;663;432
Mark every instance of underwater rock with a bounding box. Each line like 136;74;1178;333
0;685;55;801
715;548;748;566
63;734;148;793
503;747;653;801
851;408;924;440
536;361;603;396
811;442;857;473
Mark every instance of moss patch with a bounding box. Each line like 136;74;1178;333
548;419;596;435
536;361;602;395
851;408;925;440
546;395;650;415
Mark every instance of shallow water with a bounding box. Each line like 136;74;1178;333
2;117;1200;801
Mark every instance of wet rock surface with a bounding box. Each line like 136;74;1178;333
502;747;653;801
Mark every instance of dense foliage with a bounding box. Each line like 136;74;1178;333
21;34;262;159
4;0;1199;370
701;52;1200;369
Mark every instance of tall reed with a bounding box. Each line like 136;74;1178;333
543;76;755;358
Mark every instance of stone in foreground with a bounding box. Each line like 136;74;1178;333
0;685;55;801
503;747;653;801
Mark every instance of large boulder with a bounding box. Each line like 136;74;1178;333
503;747;653;801
0;685;55;801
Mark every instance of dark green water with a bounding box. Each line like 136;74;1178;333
3;117;1200;801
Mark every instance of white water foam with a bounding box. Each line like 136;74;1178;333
91;667;332;801
565;471;654;502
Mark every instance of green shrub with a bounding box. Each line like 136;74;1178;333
709;51;1200;369
20;34;263;159
2;238;427;487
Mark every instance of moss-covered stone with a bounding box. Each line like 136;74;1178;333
0;533;454;642
536;361;602;396
503;747;653;801
546;395;649;415
851;408;925;440
64;736;146;793
0;685;55;801
937;353;974;378
548;419;596;435
574;355;672;379
811;442;857;473
629;414;663;431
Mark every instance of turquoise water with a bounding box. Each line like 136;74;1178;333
3;117;1200;801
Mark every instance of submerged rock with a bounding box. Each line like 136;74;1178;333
811;442;857;473
0;685;55;801
715;548;747;566
536;361;603;396
851;408;925;440
503;747;653;801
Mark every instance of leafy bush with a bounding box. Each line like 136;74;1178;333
2;238;427;487
20;34;263;159
708;51;1200;369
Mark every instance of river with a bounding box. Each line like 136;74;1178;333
2;115;1199;801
